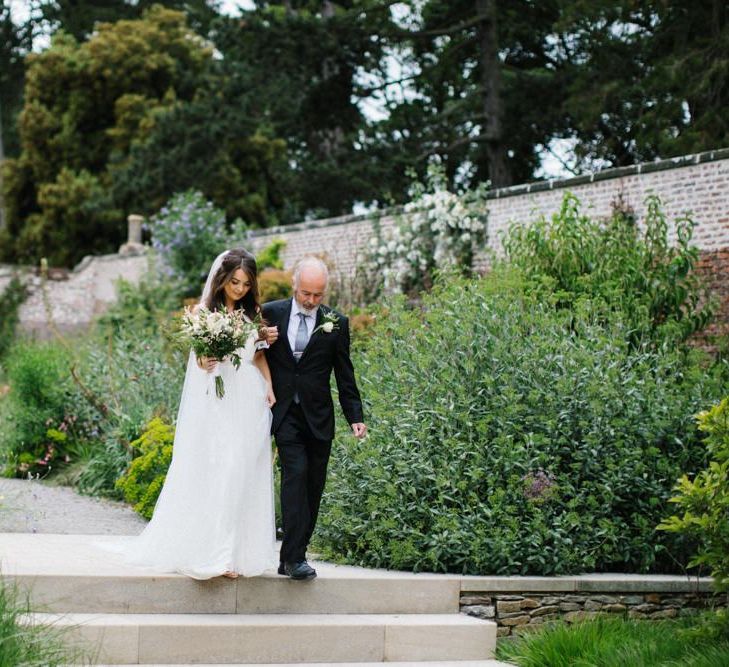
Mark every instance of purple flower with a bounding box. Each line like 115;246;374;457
522;469;557;502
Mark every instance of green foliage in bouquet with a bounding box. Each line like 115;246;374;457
115;417;175;519
504;193;715;346
659;397;729;591
316;270;728;575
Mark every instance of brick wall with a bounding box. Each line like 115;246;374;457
248;150;729;271
246;148;729;340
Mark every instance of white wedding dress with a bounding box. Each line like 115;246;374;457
108;327;277;579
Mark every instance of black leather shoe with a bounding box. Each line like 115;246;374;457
277;562;286;576
283;560;317;581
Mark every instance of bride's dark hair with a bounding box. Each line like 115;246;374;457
204;248;261;320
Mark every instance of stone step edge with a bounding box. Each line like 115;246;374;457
30;612;494;627
93;662;515;667
33;612;498;665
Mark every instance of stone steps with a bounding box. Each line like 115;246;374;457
2;534;498;664
32;612;495;664
94;663;514;667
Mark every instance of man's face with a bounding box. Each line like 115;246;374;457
293;268;327;314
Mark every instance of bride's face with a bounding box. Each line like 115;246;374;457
223;269;252;304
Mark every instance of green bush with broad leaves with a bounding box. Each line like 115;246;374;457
658;397;729;591
115;417;175;519
315;268;727;575
504;193;714;346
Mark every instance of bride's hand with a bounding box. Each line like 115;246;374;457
197;356;218;372
265;385;276;407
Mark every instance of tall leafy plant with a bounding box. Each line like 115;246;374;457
316;270;727;575
659;397;729;591
504;193;715;345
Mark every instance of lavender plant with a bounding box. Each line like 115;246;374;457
146;190;247;296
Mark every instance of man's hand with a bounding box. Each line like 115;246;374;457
263;325;279;345
351;423;367;439
266;384;276;408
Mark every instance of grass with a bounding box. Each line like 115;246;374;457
0;579;92;666
496;612;729;667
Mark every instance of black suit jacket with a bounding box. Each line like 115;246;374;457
262;299;363;441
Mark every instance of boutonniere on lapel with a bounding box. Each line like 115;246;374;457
313;311;340;334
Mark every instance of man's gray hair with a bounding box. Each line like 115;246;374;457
292;255;329;288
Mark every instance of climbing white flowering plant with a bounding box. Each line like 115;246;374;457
366;165;488;295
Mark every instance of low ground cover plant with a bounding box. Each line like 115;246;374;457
496;613;729;666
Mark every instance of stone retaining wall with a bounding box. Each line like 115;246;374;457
1;249;149;339
458;575;726;638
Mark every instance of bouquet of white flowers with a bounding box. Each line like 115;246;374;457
179;306;259;398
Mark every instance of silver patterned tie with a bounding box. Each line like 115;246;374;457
294;312;308;362
293;313;308;403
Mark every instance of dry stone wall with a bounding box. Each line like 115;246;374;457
459;575;726;638
2;249;149;339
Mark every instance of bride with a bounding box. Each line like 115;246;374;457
111;248;278;579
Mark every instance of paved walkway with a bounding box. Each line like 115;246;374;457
0;477;147;535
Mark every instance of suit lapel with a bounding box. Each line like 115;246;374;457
279;298;296;363
299;307;324;363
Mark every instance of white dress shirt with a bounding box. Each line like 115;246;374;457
287;299;318;353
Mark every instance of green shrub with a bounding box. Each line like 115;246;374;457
504;193;715;346
659;397;729;591
57;270;186;496
259;268;292;303
0;276;28;359
115;417;175;518
147;190;247;296
256;238;287;270
0;342;84;476
315;270;727;575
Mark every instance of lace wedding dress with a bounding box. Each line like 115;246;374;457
110;329;277;579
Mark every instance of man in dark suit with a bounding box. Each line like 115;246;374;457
262;256;366;580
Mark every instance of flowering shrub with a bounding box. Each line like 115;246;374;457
366;165;488;295
147;190;247;296
115;417;175;519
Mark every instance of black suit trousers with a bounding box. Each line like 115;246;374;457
275;402;332;563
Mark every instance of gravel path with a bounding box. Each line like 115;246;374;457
0;477;147;535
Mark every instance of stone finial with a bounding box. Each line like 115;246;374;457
120;214;145;255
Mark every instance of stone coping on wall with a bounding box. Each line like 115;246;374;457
247;146;729;239
459;573;714;594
